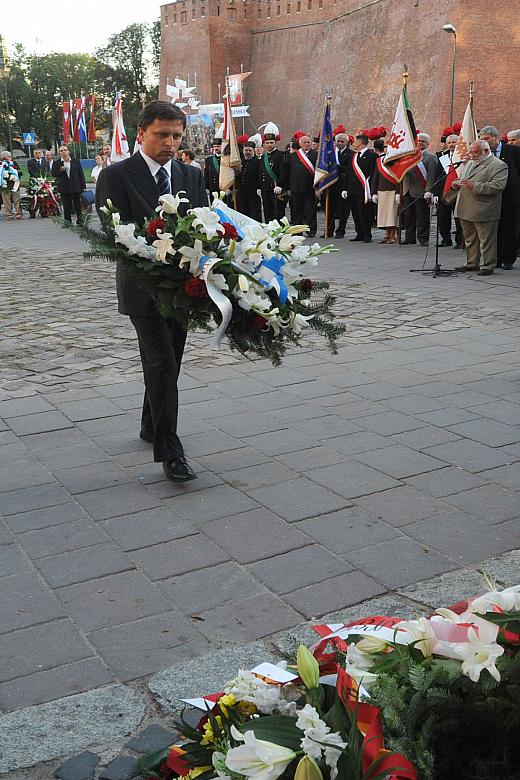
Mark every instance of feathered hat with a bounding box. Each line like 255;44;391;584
237;133;249;144
263;121;280;141
333;124;346;137
247;132;263;149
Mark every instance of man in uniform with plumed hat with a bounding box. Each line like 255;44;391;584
258;122;287;222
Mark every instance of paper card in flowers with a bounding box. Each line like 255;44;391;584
61;194;345;366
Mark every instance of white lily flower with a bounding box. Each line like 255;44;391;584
470;585;520;615
453;618;504;682
289;312;314;334
190;207;225;239
178;239;206;276
156;191;189;215
208;272;229;291
296;704;322;732
278;233;306;252
130;235;158;260
238;274;250;292
100;199;114;214
109;212;120;225
395;617;437;658
114;223;138;248
152;230;174;263
355;636;388;654
226;725;296;780
234;287;273;312
264;219;282;231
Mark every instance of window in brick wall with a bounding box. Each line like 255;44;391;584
173;12;177;22
267;2;271;15
200;5;205;13
277;3;280;12
244;6;247;16
181;10;187;22
217;3;220;13
307;0;311;8
164;12;168;25
297;0;301;10
286;2;290;11
228;6;236;18
192;8;196;17
257;4;261;16
318;0;322;6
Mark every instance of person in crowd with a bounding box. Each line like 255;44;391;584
371;144;399;244
258;122;286;222
401;132;439;246
181;149;202;169
285;133;317;236
347;132;377;243
52;145;86;223
27;149;51;177
96;101;207;482
478;125;520;269
311;135;320;152
1;150;23;220
101;144;112;167
325;128;351;238
91;154;104;184
437;133;463;248
236;140;262;221
447;139;508;275
44;149;55;167
204;134;222;195
507;130;520;146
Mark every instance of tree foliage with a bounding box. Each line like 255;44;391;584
0;20;160;151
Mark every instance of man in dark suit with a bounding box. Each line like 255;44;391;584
401;133;439;246
96;101;207;482
27;149;51;178
285;133;317;236
479;125;520;268
330;130;352;238
347;133;377;242
236;141;262;221
204;137;222;195
52;146;86;223
436;133;463;247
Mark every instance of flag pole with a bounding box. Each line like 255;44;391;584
324;91;333;239
397;64;408;247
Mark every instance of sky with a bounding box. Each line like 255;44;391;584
3;0;161;55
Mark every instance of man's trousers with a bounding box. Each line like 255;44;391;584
459;218;499;271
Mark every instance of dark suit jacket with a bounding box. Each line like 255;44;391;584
259;149;286;191
96;151;208;317
27;158;51;177
204;155;220;193
336;147;352;190
286;149;318;193
498;143;520;215
51;158;86;194
348;148;377;197
236;155;260;194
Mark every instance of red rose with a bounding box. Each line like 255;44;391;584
300;278;313;292
221;221;239;240
184;278;208;298
250;314;267;331
146;218;166;236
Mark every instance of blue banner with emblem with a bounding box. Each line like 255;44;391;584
314;102;338;192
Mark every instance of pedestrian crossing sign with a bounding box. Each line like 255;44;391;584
23;132;36;145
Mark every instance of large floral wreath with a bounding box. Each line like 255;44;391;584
0;159;20;192
22;174;61;217
139;578;520;780
63;193;345;365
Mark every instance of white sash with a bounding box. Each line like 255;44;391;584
352;152;371;203
297;149;315;176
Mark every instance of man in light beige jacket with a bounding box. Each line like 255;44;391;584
448;140;508;275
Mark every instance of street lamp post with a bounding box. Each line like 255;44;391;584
443;24;457;126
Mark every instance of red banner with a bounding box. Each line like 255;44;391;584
88;94;96;142
227;72;251;106
62;101;72;144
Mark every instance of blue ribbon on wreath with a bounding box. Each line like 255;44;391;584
256;255;289;304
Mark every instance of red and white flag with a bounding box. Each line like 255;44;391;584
87;94;97;143
382;87;421;182
443;99;477;195
62;101;72;144
227;72;252;106
111;91;130;162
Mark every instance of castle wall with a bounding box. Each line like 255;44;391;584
160;0;520;147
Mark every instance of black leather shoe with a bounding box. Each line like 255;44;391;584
455;265;477;272
477;269;493;276
503;264;514;270
139;430;154;444
454;243;462;249
163;457;197;481
419;241;429;246
363;238;372;243
350;236;363;242
335;232;345;238
437;240;452;247
401;239;416;245
307;232;316;237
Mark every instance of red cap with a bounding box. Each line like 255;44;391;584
333;124;346;136
452;121;462;133
237;134;249;144
292;130;306;140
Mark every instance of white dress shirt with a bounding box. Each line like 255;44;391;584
139;149;172;184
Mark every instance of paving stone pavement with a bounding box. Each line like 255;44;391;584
1;216;520;776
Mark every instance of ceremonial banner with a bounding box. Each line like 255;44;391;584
62;101;72;144
443;98;477;194
74;97;87;143
219;94;241;191
227;72;252;106
383;87;421;182
111;91;130;162
314;102;339;192
87;94;96;142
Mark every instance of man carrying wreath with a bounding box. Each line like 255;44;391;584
96;101;207;482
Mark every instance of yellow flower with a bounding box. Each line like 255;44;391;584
219;693;236;717
200;716;223;745
237;700;257;717
183;766;212;779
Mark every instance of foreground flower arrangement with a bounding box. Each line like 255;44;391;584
61;193;345;365
22;174;61;217
139;580;520;780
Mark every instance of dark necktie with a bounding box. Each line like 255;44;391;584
156;166;170;196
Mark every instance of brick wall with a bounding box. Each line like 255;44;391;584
160;0;520;147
